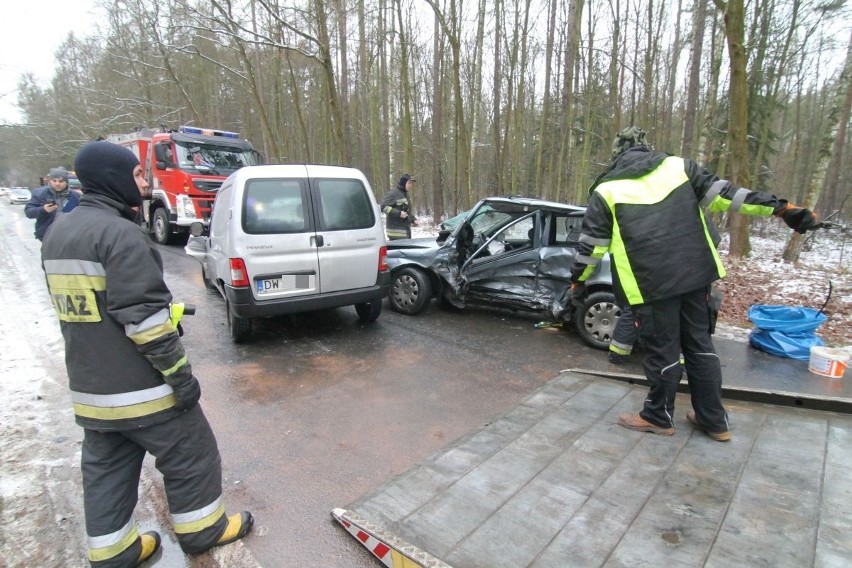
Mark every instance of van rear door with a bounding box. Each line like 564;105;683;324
307;168;384;293
241;175;321;301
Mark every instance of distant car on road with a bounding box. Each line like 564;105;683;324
385;196;619;349
6;187;31;205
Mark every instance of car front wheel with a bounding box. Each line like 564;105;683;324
151;207;173;245
389;267;432;315
574;291;620;350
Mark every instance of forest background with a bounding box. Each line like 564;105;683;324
0;0;850;261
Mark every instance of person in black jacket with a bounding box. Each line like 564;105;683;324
41;141;253;567
382;173;417;239
25;167;81;241
569;126;819;442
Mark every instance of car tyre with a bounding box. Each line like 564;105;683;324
355;299;382;322
201;265;217;291
152;208;172;245
389;267;432;315
226;299;252;343
574;291;620;350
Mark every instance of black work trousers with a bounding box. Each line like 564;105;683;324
634;286;728;433
82;405;228;567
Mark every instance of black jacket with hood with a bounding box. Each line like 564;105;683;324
569;146;788;306
41;141;193;431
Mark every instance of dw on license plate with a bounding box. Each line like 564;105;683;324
257;275;309;295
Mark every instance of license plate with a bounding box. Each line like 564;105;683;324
256;275;310;295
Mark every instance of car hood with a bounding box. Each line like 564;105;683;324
386;237;441;251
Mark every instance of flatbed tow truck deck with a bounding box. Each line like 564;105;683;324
334;339;852;567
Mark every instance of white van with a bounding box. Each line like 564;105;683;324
185;164;390;342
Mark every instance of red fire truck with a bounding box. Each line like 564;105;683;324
108;125;262;244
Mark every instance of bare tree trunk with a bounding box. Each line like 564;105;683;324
664;0;684;150
395;0;414;175
337;0;352;163
783;28;852;262
556;0;583;203
698;14;724;168
431;10;445;221
682;0;708;156
313;0;346;162
535;0;557;198
492;0;503;199
425;0;472;210
714;0;751;258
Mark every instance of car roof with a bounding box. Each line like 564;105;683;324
479;196;586;214
230;164;369;184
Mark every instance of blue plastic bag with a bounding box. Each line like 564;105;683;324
747;305;827;333
748;329;824;361
747;304;827;360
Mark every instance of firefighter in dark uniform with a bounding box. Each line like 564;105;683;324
569;126;819;442
382;173;416;240
41;141;253;567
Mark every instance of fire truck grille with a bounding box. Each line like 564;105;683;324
194;180;223;192
196;199;215;221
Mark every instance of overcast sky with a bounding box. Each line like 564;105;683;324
0;0;101;124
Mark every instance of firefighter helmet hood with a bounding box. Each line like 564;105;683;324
75;141;143;208
611;126;648;158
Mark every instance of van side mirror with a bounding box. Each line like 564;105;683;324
189;222;206;237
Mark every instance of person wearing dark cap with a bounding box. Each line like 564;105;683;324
569;126;819;442
25;166;81;241
41;141;253;567
381;173;417;240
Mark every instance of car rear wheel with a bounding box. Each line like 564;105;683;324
574;291;620;350
355;299;382;322
389;267;432;315
226;299;252;343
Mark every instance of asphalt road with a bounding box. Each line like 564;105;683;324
1;202;616;567
158;239;617;566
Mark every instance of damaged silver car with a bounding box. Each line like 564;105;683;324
385;196;619;349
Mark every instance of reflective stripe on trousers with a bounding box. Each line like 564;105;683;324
83;405;228;566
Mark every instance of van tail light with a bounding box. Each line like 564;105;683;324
378;246;388;272
229;258;250;287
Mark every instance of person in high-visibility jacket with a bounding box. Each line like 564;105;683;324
381;173;417;240
569;126;819;442
41;141;253;567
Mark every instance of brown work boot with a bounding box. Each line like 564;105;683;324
687;411;731;442
135;531;161;566
617;413;674;436
214;512;254;549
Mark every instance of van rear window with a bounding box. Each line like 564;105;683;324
314;179;376;231
243;179;307;234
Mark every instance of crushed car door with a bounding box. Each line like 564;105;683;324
460;211;544;311
537;211;585;310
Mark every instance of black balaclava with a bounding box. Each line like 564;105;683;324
75;141;141;218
